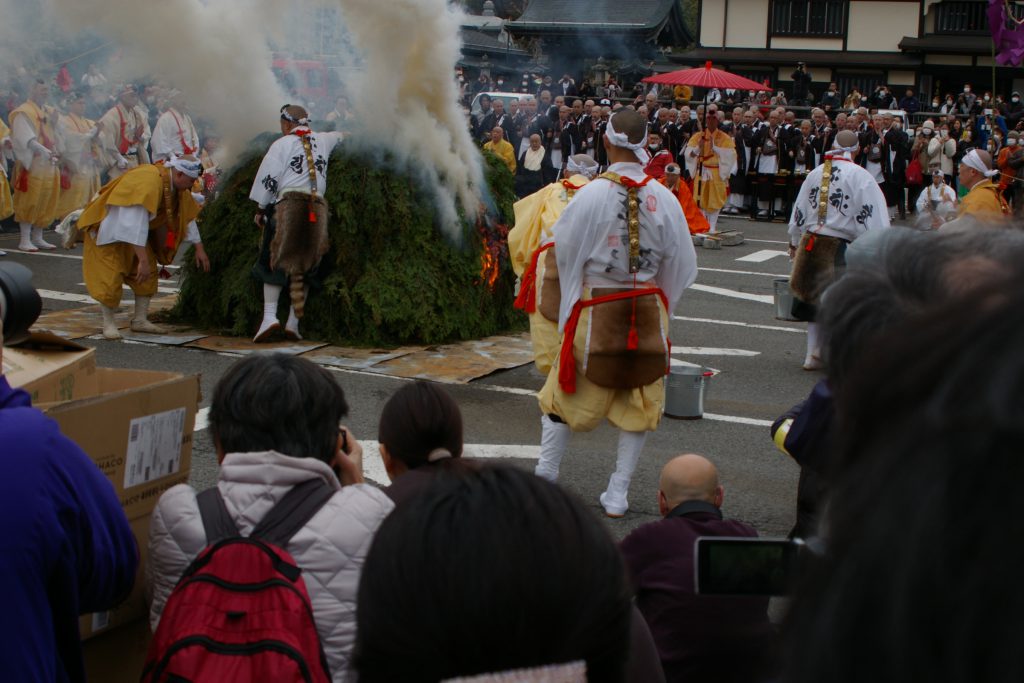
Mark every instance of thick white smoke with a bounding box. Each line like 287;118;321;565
41;0;287;161
336;0;485;235
5;0;484;235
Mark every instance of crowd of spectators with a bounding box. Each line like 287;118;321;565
466;68;1024;222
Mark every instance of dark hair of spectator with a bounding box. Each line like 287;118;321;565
354;464;633;682
820;231;1024;389
377;381;463;468
784;275;1024;683
209;353;348;463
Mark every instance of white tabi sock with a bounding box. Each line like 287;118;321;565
254;284;283;341
600;430;648;517
131;296;167;333
705;210;720;233
804;322;823;369
100;305;122;340
18;223;37;252
30;227;56;250
536;415;571;482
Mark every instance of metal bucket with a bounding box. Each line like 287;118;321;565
664;365;713;420
773;278;799;321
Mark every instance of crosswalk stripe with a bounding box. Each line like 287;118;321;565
689;284;774;304
675;315;804;333
735;249;788;263
36;289;95;303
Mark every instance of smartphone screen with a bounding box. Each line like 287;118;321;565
695;537;799;596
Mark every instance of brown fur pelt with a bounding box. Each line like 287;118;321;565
270;192;330;318
584;287;668;390
537;248;561;323
790;233;843;305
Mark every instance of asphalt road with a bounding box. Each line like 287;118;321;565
1;214;816;541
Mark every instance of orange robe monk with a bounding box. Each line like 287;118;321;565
660;175;710;234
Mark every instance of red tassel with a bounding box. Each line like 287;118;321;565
164;231;175;249
805;234;815;252
627;325;639;351
309;210;317;223
15;169;29;193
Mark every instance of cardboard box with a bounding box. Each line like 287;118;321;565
82;617;152;683
3;331;97;403
40;367;201;639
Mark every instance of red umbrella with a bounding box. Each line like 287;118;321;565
642;61;770;91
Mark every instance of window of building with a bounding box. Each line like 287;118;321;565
934;1;1024;34
771;0;847;36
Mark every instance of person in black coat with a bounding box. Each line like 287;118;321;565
514;133;550;198
790;63;813;106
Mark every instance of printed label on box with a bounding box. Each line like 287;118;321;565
123;407;186;488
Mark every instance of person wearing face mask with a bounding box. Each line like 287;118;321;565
644;131;674;178
939;125;957;185
996;130;1024;212
1003;91;1024;129
940;93;956;115
962;84;977;111
820;82;841;114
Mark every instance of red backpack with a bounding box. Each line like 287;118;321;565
141;479;334;683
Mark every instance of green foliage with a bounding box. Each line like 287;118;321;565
173;142;524;346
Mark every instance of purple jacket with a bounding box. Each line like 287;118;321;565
0;376;138;682
620;501;778;683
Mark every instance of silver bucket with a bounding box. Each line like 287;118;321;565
664;365;713;420
773;278;799;321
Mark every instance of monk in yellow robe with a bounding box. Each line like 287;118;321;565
0;118;13;222
659;163;710;234
957;149;1009;221
509;154;599;375
9;80;61;252
682;103;736;234
57;92;103;219
75;156;209;339
483;126;516;174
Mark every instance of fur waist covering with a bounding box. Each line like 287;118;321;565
270;191;330;318
790;233;845;305
537;248;560;323
584;287;668;389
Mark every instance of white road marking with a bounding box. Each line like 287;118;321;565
744;238;789;245
689;284;774;304
36;289;94;303
674;315;804;333
195;406;210;432
5;250;179;268
673;346;760;357
735;249;788;263
704;413;773;427
699;266;786;278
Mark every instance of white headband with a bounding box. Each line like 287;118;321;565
566;156;599;179
605;116;650;164
167;154;202;179
961;149;999;178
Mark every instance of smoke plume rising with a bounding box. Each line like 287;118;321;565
336;0;485;234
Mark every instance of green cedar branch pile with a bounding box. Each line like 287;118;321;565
173;142;524;346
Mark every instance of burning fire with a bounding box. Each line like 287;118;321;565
476;211;509;292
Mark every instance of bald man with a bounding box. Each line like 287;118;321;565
620;454;776;683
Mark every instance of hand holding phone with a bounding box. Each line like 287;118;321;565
333;425;364;485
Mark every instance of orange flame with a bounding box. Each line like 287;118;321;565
480;245;500;290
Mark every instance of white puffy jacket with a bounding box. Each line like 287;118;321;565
146;450;394;682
